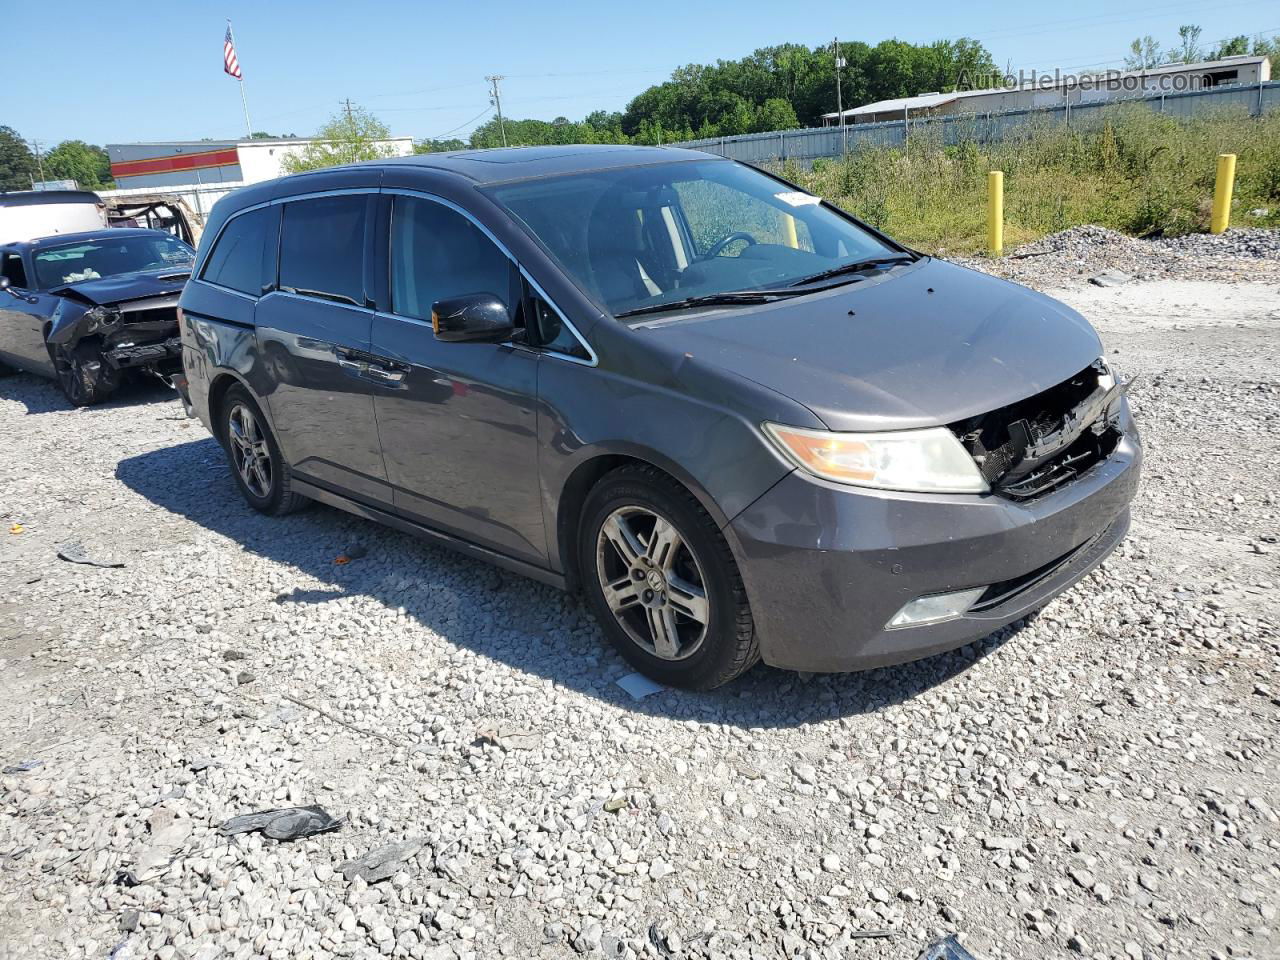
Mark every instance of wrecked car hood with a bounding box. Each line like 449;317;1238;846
52;268;190;306
643;258;1103;432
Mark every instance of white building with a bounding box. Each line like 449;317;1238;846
823;55;1271;124
100;137;414;222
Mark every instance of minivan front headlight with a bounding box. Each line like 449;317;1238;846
763;423;989;494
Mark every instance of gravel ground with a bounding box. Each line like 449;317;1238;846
1;261;1278;960
952;226;1280;289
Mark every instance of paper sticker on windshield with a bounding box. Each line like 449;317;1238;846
775;191;820;207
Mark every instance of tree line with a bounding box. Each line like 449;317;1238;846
445;37;997;150
1125;25;1280;70
0;127;113;191
5;25;1274;187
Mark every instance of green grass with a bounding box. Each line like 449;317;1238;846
789;105;1280;256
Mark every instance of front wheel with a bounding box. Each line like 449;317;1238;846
219;385;308;516
50;340;118;407
579;465;758;690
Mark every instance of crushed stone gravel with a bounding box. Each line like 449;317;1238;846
953;225;1280;290
0;265;1277;960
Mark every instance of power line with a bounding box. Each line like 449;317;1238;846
959;0;1269;44
424;107;494;141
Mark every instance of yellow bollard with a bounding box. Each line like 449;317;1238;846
1210;153;1236;234
987;171;1004;257
782;213;799;249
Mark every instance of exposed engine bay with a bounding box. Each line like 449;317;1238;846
43;270;190;404
951;360;1127;501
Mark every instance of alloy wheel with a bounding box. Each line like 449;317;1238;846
595;506;710;660
227;403;273;499
53;344;91;405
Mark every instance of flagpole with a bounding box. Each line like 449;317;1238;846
228;20;253;138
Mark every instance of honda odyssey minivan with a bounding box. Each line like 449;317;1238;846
177;145;1140;689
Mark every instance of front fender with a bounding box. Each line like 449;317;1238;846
44;299;93;347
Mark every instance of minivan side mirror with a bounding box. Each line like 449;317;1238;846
431;293;514;343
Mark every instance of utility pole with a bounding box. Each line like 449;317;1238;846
486;75;508;147
30;139;45;185
340;98;356;163
833;38;844;127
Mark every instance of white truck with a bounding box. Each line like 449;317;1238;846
0;190;108;245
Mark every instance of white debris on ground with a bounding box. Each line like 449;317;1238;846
0;263;1278;960
952;225;1280;289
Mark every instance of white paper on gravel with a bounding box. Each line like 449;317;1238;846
616;672;667;700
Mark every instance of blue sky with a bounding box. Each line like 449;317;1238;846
6;0;1278;147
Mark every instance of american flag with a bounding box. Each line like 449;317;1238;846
224;24;242;79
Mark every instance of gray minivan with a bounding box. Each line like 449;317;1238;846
177;145;1140;689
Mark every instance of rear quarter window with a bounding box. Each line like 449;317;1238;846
202;206;275;296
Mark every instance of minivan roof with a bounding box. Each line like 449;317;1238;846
376;144;717;184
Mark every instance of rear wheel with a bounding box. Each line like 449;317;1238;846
51;340;118;407
579;465;758;690
219;384;308;515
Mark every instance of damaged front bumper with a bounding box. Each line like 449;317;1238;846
726;365;1141;673
47;293;183;377
103;335;183;369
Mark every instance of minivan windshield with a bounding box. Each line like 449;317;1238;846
488;159;903;318
33;234;194;289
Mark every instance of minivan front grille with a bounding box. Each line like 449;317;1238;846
950;361;1124;502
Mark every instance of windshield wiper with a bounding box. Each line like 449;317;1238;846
787;254;918;288
615;290;801;319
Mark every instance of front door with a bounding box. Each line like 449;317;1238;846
254;192;391;506
0;249;56;374
370;193;545;565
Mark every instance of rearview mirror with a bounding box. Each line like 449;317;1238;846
431;293;514;343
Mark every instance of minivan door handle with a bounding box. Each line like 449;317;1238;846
363;359;407;384
336;346;407;385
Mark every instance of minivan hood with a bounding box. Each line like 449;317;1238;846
51;268;190;306
640;258;1102;432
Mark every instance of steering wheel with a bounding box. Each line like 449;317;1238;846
700;231;757;260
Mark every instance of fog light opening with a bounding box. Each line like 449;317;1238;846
886;587;986;629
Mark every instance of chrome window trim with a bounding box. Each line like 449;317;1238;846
519;266;598;367
383;187;598;368
272;288;373;314
189;277;259;302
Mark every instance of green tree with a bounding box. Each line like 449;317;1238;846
1210;35;1251;59
752;98;799;133
1125;36;1163;70
414;138;467;154
0;126;36;191
281;106;399;173
43;140;113;189
1169;25;1204;64
617;37;995;135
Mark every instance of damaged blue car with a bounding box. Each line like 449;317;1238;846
0;227;194;406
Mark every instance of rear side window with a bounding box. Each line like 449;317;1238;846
201;206;272;295
279;195;368;306
390;197;512;321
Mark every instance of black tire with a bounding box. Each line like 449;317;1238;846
578;464;758;690
50;339;118;407
218;384;309;516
